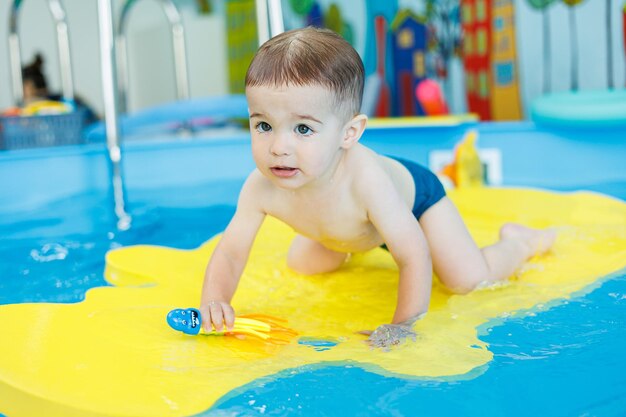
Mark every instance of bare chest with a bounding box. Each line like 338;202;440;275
266;193;382;252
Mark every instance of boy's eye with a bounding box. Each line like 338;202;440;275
296;124;313;135
260;122;271;131
256;122;271;133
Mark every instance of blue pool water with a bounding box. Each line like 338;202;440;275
1;178;625;416
0;187;237;305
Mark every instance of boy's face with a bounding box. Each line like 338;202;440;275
246;84;354;190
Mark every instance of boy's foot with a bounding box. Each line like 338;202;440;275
499;223;557;256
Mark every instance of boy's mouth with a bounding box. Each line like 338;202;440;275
270;166;299;178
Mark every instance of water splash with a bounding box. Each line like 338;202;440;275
30;243;69;262
298;337;340;352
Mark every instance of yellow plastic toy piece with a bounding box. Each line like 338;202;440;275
441;129;484;188
20;100;72;116
236;314;297;343
0;187;625;417
222;316;273;339
203;316;288;341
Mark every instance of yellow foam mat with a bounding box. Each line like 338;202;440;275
1;188;625;417
367;114;478;128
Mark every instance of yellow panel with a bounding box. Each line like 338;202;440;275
398;29;414;49
413;52;425;78
490;0;523;120
466;72;476;94
1;188;625;416
476;0;487;21
479;70;489;98
462;3;473;24
226;0;258;94
477;28;487;56
465;32;474;56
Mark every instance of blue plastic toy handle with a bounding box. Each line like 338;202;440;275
167;308;203;335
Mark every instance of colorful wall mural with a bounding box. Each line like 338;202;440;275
272;0;624;120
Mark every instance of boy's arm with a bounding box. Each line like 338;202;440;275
200;172;267;332
358;171;433;325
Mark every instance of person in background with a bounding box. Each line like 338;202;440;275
21;53;99;125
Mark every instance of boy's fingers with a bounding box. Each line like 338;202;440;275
222;304;236;330
208;302;224;331
199;307;211;332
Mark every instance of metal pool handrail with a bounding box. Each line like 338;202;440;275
97;0;131;231
255;0;285;46
8;0;75;106
116;0;190;113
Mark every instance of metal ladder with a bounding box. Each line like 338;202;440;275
8;0;75;106
255;0;285;46
116;0;190;113
92;0;286;229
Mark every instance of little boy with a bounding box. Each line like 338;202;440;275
200;27;555;347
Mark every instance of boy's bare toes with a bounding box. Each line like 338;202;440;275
535;228;557;254
499;223;557;256
499;223;530;241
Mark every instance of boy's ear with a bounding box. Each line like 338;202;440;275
341;114;368;149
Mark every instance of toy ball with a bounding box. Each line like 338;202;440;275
415;79;449;116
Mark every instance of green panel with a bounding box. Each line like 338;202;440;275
226;0;258;93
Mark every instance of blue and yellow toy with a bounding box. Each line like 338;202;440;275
167;307;297;342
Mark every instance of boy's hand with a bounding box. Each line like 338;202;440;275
360;316;421;349
364;323;417;349
201;301;235;333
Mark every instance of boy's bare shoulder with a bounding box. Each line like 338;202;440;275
244;169;272;189
348;145;384;173
349;146;399;189
348;146;415;208
238;169;275;209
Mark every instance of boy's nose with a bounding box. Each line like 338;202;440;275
270;133;292;156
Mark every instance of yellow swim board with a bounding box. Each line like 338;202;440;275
1;187;625;417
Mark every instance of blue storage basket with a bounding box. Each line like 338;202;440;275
0;109;87;150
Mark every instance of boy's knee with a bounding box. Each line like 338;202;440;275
439;273;485;294
287;252;346;275
446;284;474;295
286;254;309;275
286;248;306;272
287;237;347;275
438;262;495;295
286;248;322;275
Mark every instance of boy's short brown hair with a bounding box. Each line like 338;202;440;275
245;27;364;119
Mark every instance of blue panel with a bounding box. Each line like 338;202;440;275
84;95;249;142
531;90;626;129
494;61;514;86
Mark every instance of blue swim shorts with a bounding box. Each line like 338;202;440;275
389;156;446;220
